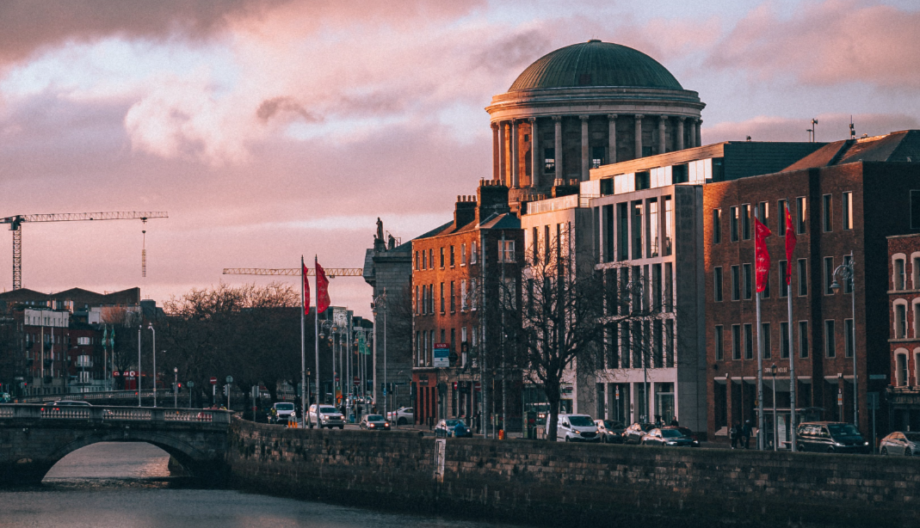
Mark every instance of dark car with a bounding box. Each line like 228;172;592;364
359;414;391;431
675;426;701;447
595;420;627;443
435;419;472;438
641;427;695;447
795;422;870;454
623;422;655;444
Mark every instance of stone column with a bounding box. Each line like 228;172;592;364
607;114;617;164
677;117;685;151
503;122;512;187
696;119;703;148
530;117;539;189
658;116;667;154
511;120;519;188
498;121;506;184
553;116;563;184
491;123;500;181
580;115;590;181
634;114;644;159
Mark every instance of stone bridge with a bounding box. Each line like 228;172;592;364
0;404;231;485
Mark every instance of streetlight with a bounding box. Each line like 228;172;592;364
173;367;178;408
770;363;777;451
319;319;335;404
148;324;156;407
372;291;387;416
830;251;857;428
137;325;142;407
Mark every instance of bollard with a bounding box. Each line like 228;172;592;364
498;429;505;440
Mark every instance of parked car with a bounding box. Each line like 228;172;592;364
880;431;920;456
51;400;91;407
595;420;627;443
547;413;600;442
386;406;414;425
641;427;695;447
359;414;391;431
435;418;472;438
795;422;870;453
623;423;655;444
0;393;11;403
674;426;701;447
308;404;345;429
271;402;296;424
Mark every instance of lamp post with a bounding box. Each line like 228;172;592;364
319;319;334;404
830;251;857;428
137;325;142;407
770;363;777;451
147;324;156;407
173;367;178;408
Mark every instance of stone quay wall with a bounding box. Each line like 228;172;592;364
227;420;920;527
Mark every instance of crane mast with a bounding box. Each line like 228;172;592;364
0;211;168;290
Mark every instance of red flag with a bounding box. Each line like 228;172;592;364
754;216;772;293
302;261;311;315
784;202;797;285
315;260;331;314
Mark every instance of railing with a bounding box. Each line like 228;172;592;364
0;404;231;425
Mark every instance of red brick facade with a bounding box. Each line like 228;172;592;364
886;233;920;431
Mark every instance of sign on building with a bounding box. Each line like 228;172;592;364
433;343;450;367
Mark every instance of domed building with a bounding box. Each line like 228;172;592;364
485;39;705;205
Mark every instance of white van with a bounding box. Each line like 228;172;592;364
547;413;601;442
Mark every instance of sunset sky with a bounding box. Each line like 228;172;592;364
1;0;918;318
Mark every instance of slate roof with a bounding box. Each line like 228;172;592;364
782;130;920;171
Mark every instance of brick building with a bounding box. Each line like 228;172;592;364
411;181;523;428
705;131;920;444
886;233;920;431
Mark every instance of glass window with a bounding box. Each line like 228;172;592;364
471;241;478;264
715;326;724;361
713;209;722;244
844;255;853;293
544;148;555;172
896;304;907;338
632;202;643;259
822;195;832;232
797;259;808;296
461;244;466;266
780;322;790;359
842;192;853;230
743;263;753;300
844;319;854;358
779;261;788;298
440;283;445;313
450;281;455;312
663;197;673;257
825;320;836;358
731;266;740;301
744;324;754;360
450;246;455;267
796;197;806;234
440;248;445;268
758;202;769;226
714;267;723;302
732;325;741;360
648;199;659;258
896;259;906;290
798;321;809;358
778;200;787;236
741;204;751;240
730;206;739;242
824;257;835;295
415;251;419;270
896;354;908;386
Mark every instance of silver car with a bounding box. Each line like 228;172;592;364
880;431;920;456
308;404;345;429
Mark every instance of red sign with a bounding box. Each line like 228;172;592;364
210;377;217;385
113;371;120;377
474;382;481;392
434;342;449;348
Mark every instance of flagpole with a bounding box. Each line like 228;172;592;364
786;201;797;452
755;205;765;451
301;257;307;428
315;255;321;423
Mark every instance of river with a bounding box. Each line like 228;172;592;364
0;442;516;528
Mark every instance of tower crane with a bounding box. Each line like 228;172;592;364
222;267;363;278
0;211;168;290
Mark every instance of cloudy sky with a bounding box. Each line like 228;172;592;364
0;0;917;317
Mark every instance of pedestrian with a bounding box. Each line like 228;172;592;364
730;422;740;449
670;416;679;427
742;420;752;449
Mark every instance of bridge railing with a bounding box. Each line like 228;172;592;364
0;404;231;425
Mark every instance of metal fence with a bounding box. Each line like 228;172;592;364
0;404;231;425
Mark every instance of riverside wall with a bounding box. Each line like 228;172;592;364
227;420;920;527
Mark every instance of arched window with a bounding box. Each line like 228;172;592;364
895;300;909;339
896;350;910;387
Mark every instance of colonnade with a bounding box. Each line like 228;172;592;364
491;114;702;188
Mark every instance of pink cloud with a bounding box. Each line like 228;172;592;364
707;0;920;88
702;112;920;144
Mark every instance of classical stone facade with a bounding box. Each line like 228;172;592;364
485;40;705;209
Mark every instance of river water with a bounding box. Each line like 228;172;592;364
0;442;515;528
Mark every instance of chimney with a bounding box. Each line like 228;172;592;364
454;194;477;229
476;179;510;223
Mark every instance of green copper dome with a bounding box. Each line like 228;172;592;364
509;40;682;92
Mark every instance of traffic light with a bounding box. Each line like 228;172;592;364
223;385;229;396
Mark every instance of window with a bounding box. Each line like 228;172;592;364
779;261;788;298
796;197;806;234
915;304;920;339
440;247;445;268
741;204;751;240
429;249;433;270
780;322;790;359
470;278;478;311
825;320;836;358
663;197;673;256
758;201;769;226
895;258;906;290
461;280;468;311
415;251;419;270
730;206;739;242
744;324;754;360
824;257;834;295
715;326;724;361
450;245;455;267
714;267;723;302
544;148;556;172
844;319;854;358
731;266;740;301
762;323;771;359
842;192;853;230
461;244;466;266
648;199;659;258
77;336;91;346
797;259;807;296
896;303;907;338
422;250;427;269
844;255;853;294
415;286;420;314
732;325;741;360
617;204;629;260
798;321;809;358
743;263;753;300
778;200;787;236
632;202;643;258
896;353;908;386
440;283;445;313
822;194;832;232
713;209;722;244
499;239;515;263
450;281;455;313
763;267;770;298
471;241;478;264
